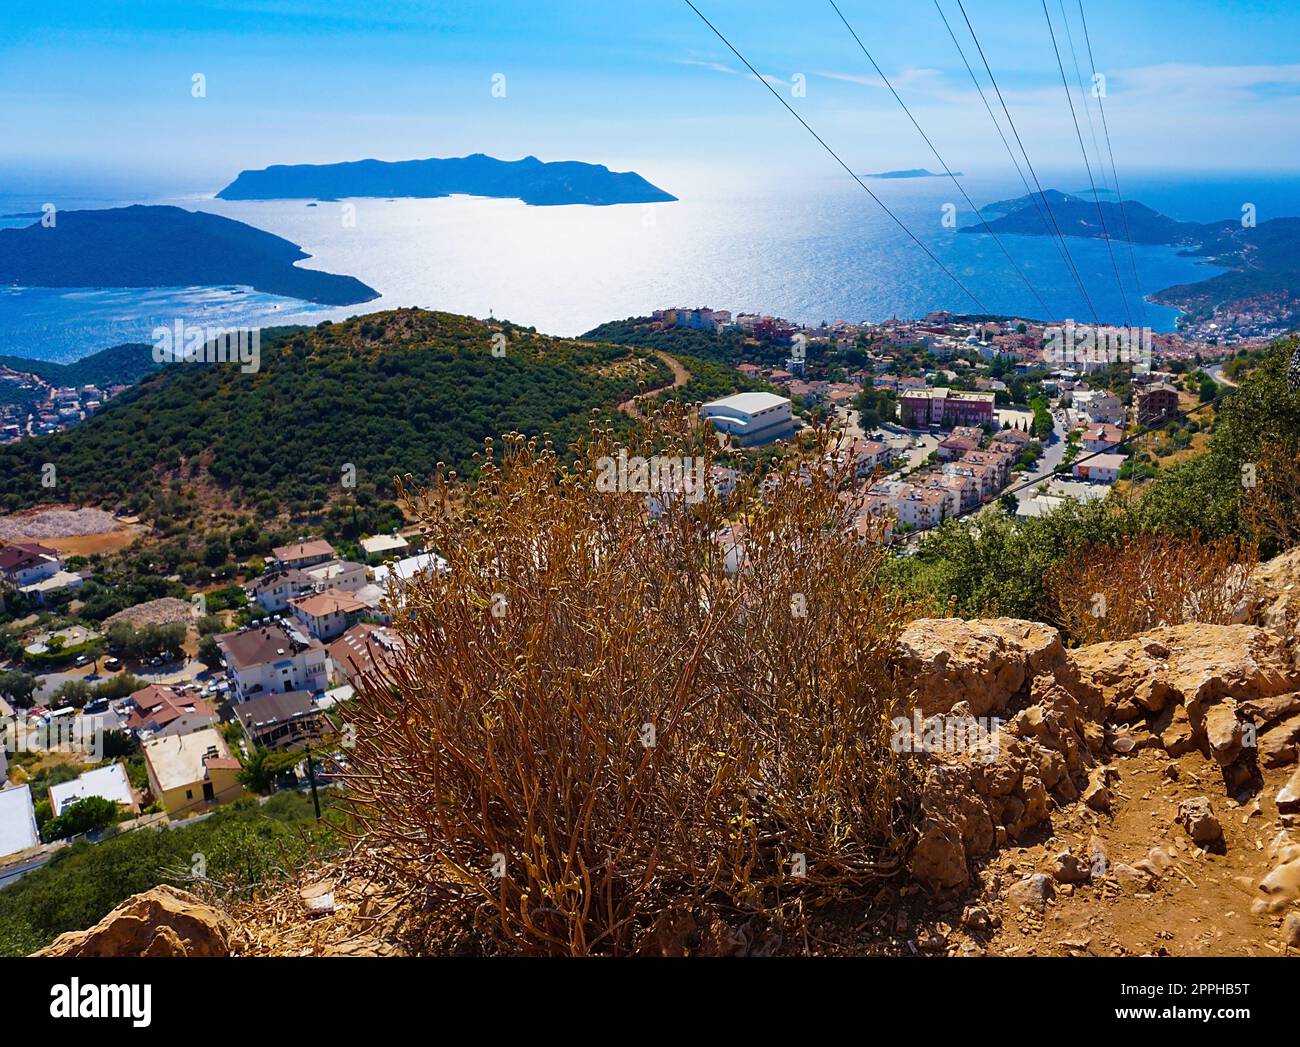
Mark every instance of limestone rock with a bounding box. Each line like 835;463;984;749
1177;796;1223;847
1067;625;1299;723
1051;851;1091;885
895;617;1065;717
1279;766;1300;813
1282;912;1300;948
912;815;969;892
34;885;232;957
1257;716;1300;769
1204;702;1246;766
1005;873;1055;913
1246;547;1300;639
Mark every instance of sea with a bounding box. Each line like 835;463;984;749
1;168;1297;363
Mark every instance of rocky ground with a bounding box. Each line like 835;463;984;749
32;549;1300;959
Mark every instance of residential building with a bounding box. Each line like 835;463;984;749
269;539;336;571
124;684;218;740
327;623;404;687
1072;389;1125;426
289;589;368;641
141;729;243;818
1080;423;1126;453
249;568;315;614
1136;382;1180;426
0;785;39;859
1073;453;1128;484
0;543;60;588
233;690;325;751
359;533;410;561
48;763;138;818
700;392;795;447
899;388;996;428
216;622;328;700
303;559;368;594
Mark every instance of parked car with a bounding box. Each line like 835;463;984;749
103;656;122;671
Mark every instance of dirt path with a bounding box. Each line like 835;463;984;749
618;351;692;420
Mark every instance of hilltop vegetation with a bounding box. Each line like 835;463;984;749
0;309;672;522
0;342;159;391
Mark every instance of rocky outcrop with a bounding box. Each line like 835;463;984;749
895;618;1066;717
900;620;1300;893
1244;547;1300;642
34;886;232;957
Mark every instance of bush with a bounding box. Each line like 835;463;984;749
338;409;914;955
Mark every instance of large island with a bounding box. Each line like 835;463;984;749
216;153;677;207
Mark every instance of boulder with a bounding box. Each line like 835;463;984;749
1257;717;1300;769
34;886;232;957
1245;547;1300;639
1051;851;1091;885
1279;766;1300;814
1177;796;1224;847
1005;873;1055;913
1204;702;1246;766
895;618;1065;717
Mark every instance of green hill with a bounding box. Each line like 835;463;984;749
0;343;160;404
0;309;673;522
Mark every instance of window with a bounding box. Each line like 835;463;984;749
186;790;193;800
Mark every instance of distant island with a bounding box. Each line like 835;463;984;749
965;189;1300;328
863;168;960;180
216;153;678;207
0;205;379;306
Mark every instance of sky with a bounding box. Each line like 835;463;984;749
1;0;1298;198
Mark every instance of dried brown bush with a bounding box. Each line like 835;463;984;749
1045;532;1258;645
336;406;914;954
1243;437;1300;552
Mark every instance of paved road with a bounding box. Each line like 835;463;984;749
1014;411;1071;503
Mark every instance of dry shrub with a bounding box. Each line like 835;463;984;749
1045;532;1257;645
1243;437;1300;552
336;406;914;954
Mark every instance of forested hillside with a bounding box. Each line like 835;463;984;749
0;309;672;521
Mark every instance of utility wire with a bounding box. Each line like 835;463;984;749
827;0;1052;317
1077;0;1149;326
952;0;1102;325
932;0;1079;303
1042;0;1133;328
681;0;990;313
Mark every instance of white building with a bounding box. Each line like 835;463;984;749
216;622;328;701
48;763;137;817
1071;389;1125;426
289;589;368;641
1073;453;1127;484
700;392;794;447
303;559;369;594
0;785;39;859
359;533;410;561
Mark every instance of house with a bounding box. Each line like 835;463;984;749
938;432;981;461
700;392;795;447
1073;453;1128;484
1072;389;1125;426
989;427;1032;453
269;539;336;571
141;729;243;818
0;543;60;588
359;533;410;561
302;559;368;594
896;486;950;531
327;623;404;687
1080;423;1126;453
1136;382;1180;426
289;589;368;641
249;568;315;614
48;763;138;818
216;622;328;701
0;785;39;859
233;690;324;751
123;684;218;739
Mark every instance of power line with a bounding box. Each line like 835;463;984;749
1042;0;1132;328
680;0;990;314
1076;0;1149;327
951;0;1103;326
826;0;1052;317
931;0;1079;302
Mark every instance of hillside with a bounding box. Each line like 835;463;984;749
217;153;677;206
0;343;158;405
0;309;675;521
0;205;379;306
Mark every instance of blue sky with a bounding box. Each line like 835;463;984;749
2;0;1298;196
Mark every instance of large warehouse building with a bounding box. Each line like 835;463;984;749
701;392;795;447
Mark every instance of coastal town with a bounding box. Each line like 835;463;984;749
667;304;1261;535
